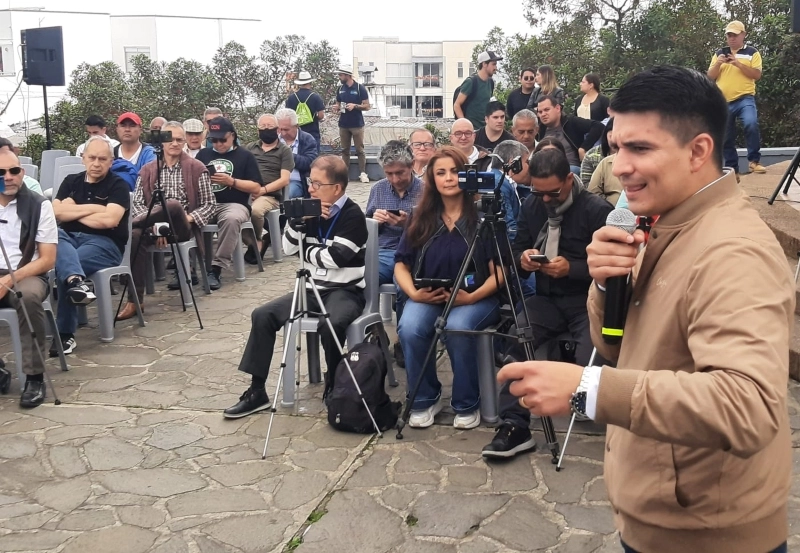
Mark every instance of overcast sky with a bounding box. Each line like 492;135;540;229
7;0;536;60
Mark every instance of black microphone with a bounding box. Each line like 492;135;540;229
601;208;637;345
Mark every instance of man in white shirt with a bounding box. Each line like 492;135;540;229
75;115;120;158
0;148;58;408
183;118;205;158
115;112;156;174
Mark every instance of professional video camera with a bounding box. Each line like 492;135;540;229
458;164;496;194
141;129;173;146
284;198;322;221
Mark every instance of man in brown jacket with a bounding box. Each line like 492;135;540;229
498;66;792;553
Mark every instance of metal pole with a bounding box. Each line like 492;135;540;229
42;86;52;150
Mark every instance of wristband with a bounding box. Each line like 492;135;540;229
595;281;606;293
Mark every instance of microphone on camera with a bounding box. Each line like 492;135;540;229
601;208;637;345
153;223;171;237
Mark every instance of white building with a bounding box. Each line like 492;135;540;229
0;8;261;128
352;37;481;119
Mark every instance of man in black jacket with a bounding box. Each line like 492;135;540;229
536;95;605;175
481;148;612;459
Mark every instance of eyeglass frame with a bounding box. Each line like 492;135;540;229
529;187;563;199
410;141;435;149
451;131;474;139
0;167;23;176
306;177;340;191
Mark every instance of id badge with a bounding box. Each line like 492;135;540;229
315;267;327;277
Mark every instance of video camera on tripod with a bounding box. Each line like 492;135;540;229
141;129;173;150
458;157;522;216
284;198;322;221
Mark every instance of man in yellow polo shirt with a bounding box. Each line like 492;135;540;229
707;20;766;178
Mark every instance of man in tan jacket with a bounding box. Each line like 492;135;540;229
498;66;792;553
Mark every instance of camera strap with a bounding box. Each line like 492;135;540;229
318;210;342;245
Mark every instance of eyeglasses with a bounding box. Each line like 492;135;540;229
306;177;338;190
209;137;229;143
410;141;435;149
170;138;186;144
452;131;474;139
0;167;22;176
530;187;562;199
522;76;535;81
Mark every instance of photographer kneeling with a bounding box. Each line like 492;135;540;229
395;147;501;430
223;155;367;418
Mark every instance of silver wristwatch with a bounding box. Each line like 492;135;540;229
569;368;593;421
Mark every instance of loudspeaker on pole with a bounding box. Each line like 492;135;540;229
21;26;65;87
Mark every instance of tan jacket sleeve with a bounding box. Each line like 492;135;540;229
595;238;793;458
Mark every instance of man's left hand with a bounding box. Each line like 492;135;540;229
374;209;406;226
0;274;12;301
210;173;234;187
540;256;569;278
497;360;584;417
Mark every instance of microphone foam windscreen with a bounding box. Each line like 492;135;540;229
606;208;637;235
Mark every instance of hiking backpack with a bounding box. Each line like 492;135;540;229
452;74;495;114
325;337;399;433
294;92;315;126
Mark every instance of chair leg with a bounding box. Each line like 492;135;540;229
233;233;246;282
45;308;69;372
379;293;394;323
194;247;211;295
125;271;146;328
177;244;194;308
267;209;283;263
94;276;116;343
145;252;155;296
375;323;398;387
203;233;214;273
0;315;26;386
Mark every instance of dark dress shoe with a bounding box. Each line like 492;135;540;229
0;366;10;395
20;380;46;408
116;302;142;322
223;388;271;419
244;245;259;265
167;271;199;290
207;271;222;291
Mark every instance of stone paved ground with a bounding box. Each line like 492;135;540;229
1;180;799;553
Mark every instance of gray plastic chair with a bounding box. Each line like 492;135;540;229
84;208;145;342
18;156;32;165
39;150;69;194
202;221;263;281
0;298;68;387
21;163;38;181
281;219;397;406
145;238;210;305
265;209;283;263
51;163;85;200
379;284;395;323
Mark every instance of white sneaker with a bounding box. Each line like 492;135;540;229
409;401;443;428
359;172;370;183
453;411;481;429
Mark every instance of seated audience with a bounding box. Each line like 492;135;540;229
183;119;205;158
580;118;615;184
223;156;367;418
75;115;119;157
449;119;491;171
511;109;538;152
481;148;612;459
474;101;515;151
536;96;604;175
395;147;502;430
575;73;610;121
410;128;436;179
51;137;130;355
490;140;530;241
277;108;318;201
0;138;42;195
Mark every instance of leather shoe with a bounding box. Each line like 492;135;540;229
167;271;199;290
20;379;45;408
116;302;142;322
223;387;270;418
0;366;10;395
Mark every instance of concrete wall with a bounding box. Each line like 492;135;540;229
736;147;798;173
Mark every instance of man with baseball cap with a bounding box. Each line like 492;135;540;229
195;116;263;290
454;51;502;130
183;118;205;158
115;112;156;174
332;64;371;183
708;20;766;178
285;70;326;150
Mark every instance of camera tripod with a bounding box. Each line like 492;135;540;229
0;219;61;405
116;142;203;329
768;147;800;204
395;163;562;467
262;219;382;459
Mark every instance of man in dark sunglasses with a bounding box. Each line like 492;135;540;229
481;147;612;460
506;67;538;120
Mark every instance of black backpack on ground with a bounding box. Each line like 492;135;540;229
325;333;400;433
452;74;496;114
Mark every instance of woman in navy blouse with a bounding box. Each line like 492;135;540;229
394;146;502;430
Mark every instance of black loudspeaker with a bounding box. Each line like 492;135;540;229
793;0;800;33
21;26;65;87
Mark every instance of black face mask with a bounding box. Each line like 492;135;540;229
259;128;279;144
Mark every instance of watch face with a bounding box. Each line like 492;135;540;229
571;391;587;415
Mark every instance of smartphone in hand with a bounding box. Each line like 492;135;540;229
528;254;550;263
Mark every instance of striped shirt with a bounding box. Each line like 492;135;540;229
283;196;367;290
131;161;216;227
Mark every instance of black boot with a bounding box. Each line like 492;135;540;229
223;387;270;419
20;378;46;408
167;269;199;290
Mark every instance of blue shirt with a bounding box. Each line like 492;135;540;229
365;176;423;250
337;81;369;128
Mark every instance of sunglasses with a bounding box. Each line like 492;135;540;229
0;167;22;176
522;76;535;81
529;187;562;199
209;137;229;143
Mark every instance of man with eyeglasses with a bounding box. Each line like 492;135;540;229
117;121;216;320
506;68;538;120
0;147;57;407
51;137;130;357
482;148;611;460
449;119;491;171
196;117;263;290
409;128;435;179
223;155;367;419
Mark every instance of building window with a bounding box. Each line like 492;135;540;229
388;95;413;110
457;62;463;79
124;46;151;72
469;62;476;76
417;96;443;118
415;62;442;88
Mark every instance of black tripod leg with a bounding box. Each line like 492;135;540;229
769;148;800;204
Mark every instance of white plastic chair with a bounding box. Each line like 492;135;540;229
202;221;263;281
39;150;69;194
51;164;85;199
21;163;38;181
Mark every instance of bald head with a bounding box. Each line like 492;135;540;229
257;114;277;128
450;118;476;155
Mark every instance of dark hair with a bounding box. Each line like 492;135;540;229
311;155;349;189
484;100;505;117
532;137;566;156
520;67;537;77
0;137;13;150
528;148;571;181
406;146;478;248
85;115;106;128
610;65;727;169
584;73;601;92
600;117;615;157
536;95;561;109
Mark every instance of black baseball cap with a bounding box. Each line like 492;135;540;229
207;117;235;139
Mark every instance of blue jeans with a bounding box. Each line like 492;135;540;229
724;94;761;171
55;229;121;334
377;248;408;323
287;179;306;200
398;296;500;414
622;541;786;553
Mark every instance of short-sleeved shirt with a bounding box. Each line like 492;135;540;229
56;171;131;253
196;146;263;209
365;176;423;250
246;141;294;201
0;198;58;271
474;128;515;152
458;75;494;130
286;89;326;138
709;45;762;102
336;81;369;128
